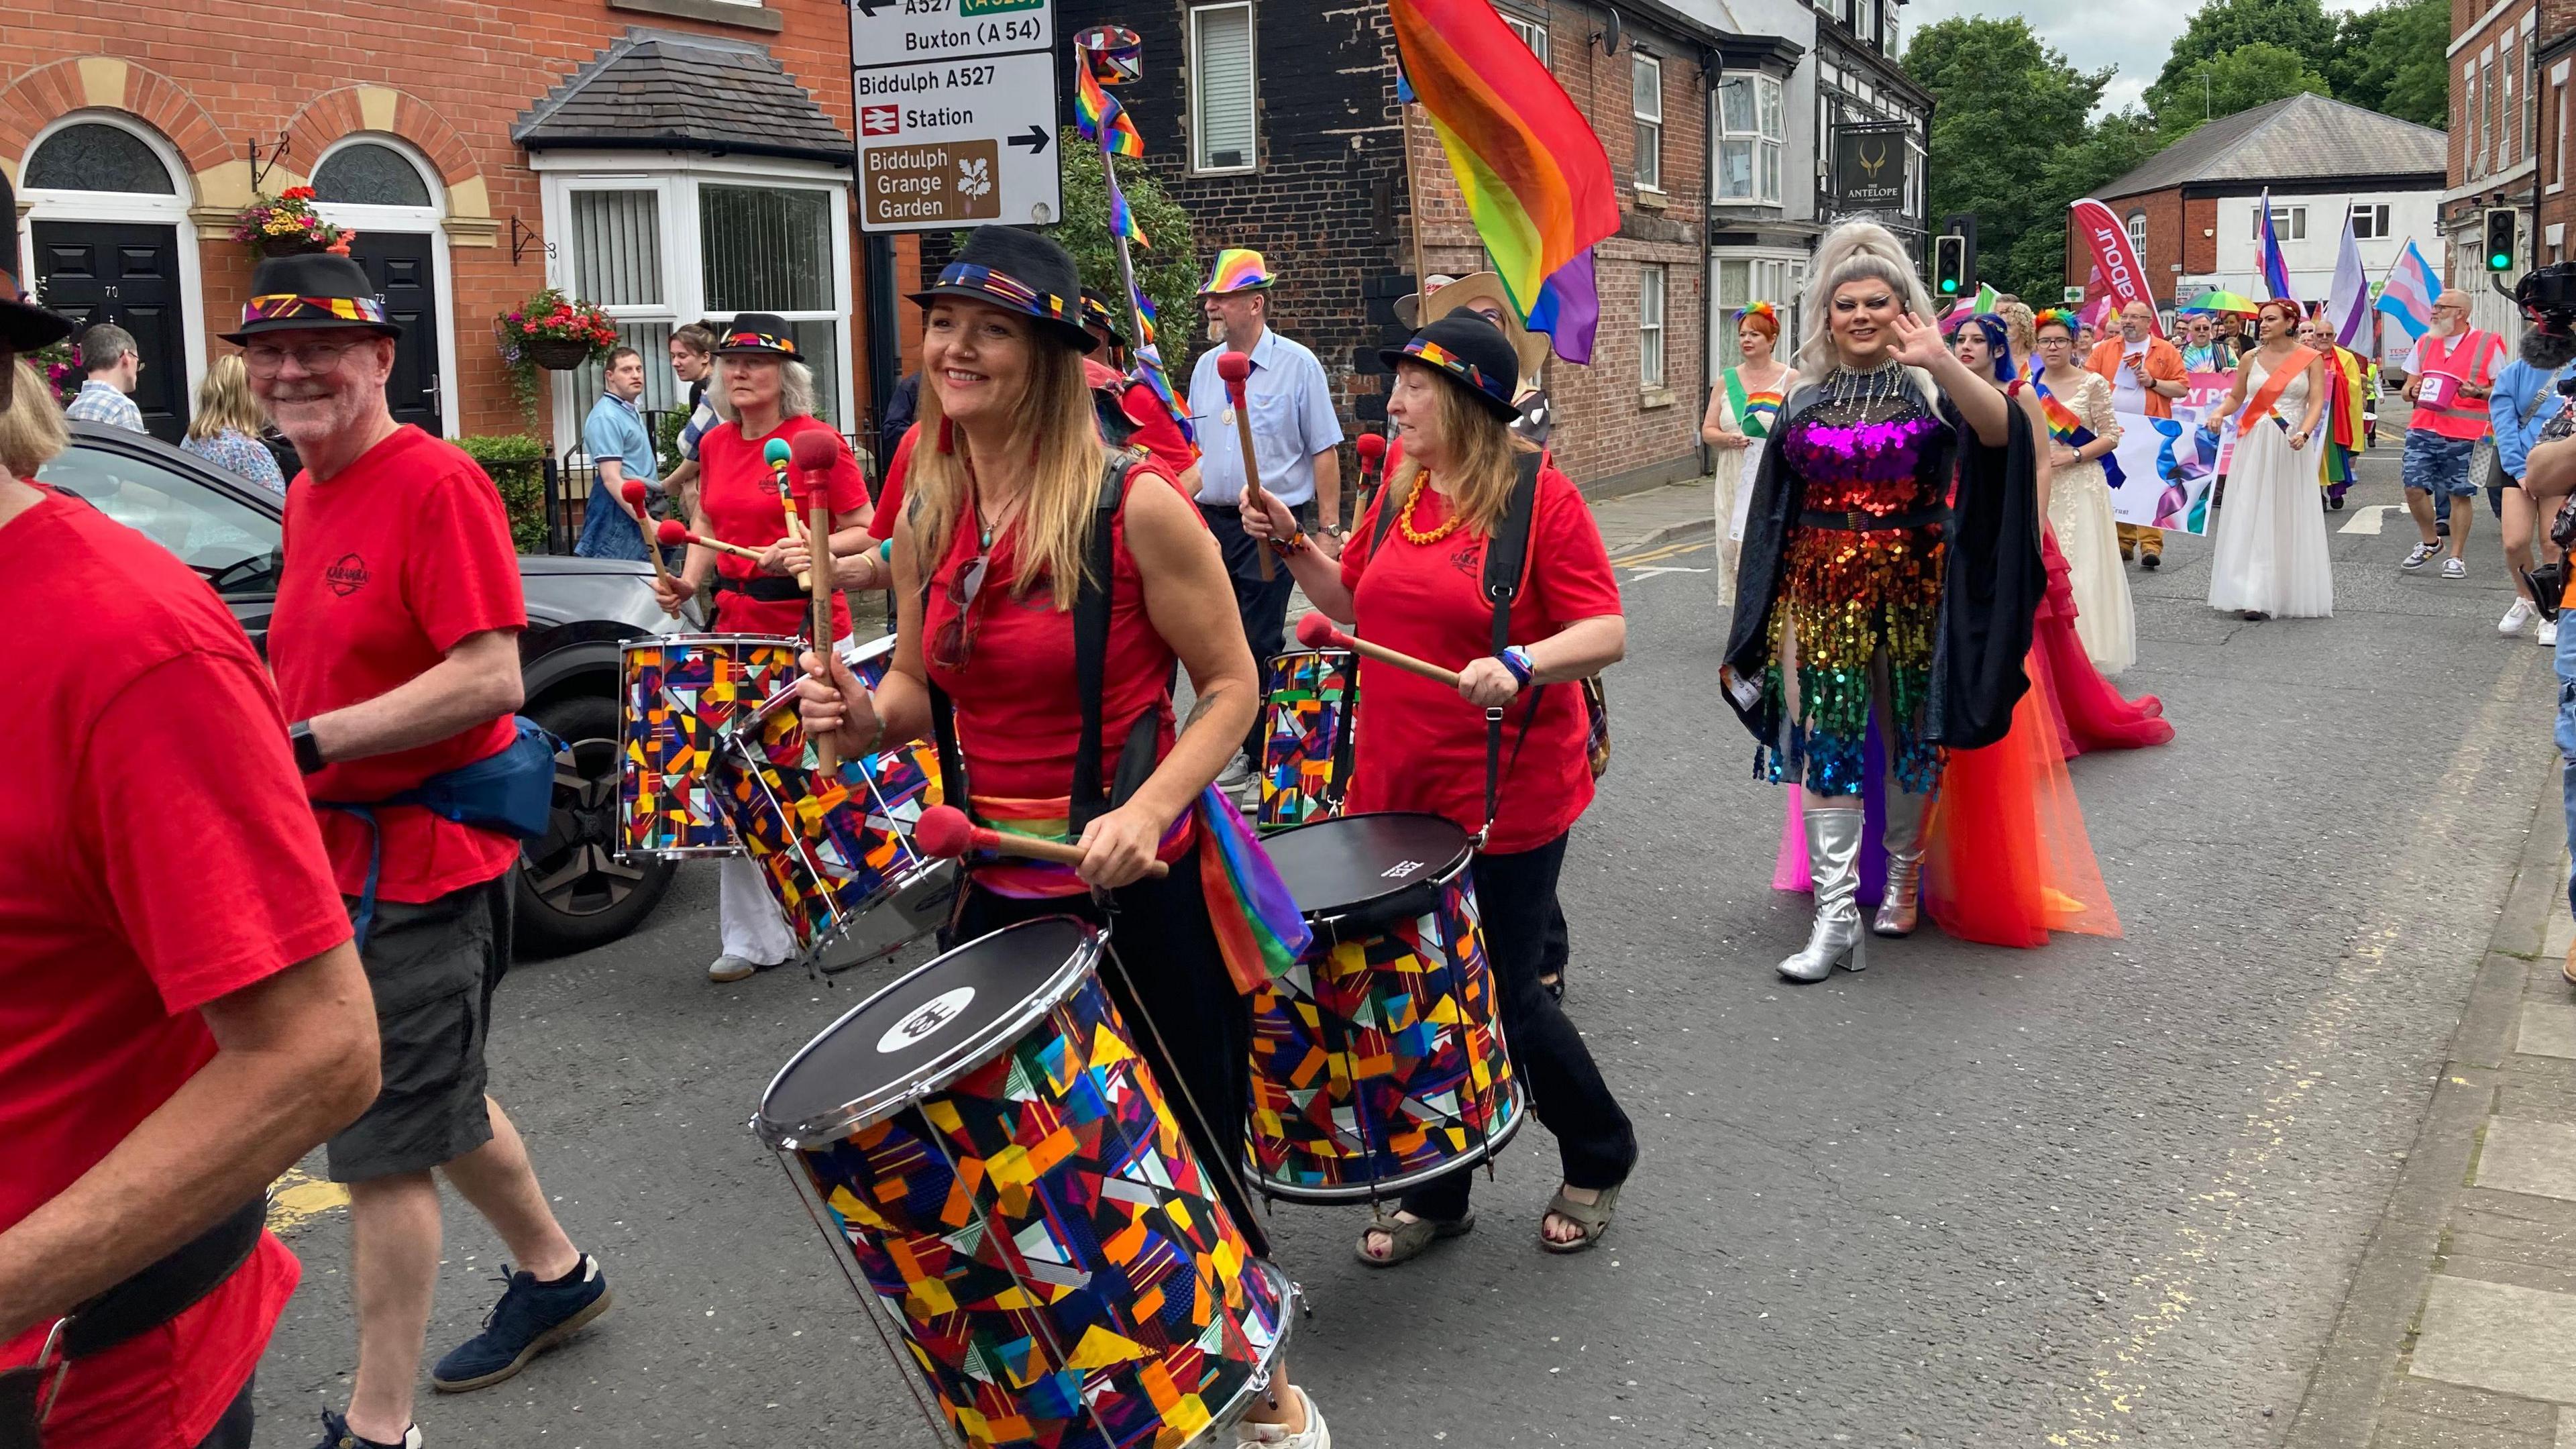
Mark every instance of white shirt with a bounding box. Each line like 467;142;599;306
2110;338;2149;413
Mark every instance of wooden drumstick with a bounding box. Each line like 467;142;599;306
914;804;1171;878
1218;352;1273;581
1296;611;1461;688
620;479;672;590
790;434;841;776
763;437;810;586
656;519;763;562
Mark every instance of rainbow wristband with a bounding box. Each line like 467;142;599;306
1265;529;1308;560
1499;645;1535;686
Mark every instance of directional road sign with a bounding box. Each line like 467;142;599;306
852;0;1059;234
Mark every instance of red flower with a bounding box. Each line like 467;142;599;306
280;185;315;201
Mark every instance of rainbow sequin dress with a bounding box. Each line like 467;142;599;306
1761;380;1951;798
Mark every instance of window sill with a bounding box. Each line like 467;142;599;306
1633;188;1668;213
607;0;781;32
1640;386;1676;409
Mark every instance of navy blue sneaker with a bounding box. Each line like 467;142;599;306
313;1409;422;1448
429;1253;611;1392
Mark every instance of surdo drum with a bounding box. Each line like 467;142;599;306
1247;813;1523;1201
756;918;1293;1449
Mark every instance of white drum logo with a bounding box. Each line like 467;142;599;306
875;987;977;1054
1379;859;1425;879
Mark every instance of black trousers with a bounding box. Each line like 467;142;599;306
946;845;1269;1256
1401;834;1637;1222
193;1374;254;1448
1201;501;1306;760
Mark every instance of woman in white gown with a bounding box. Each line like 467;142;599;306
2029;309;2138;672
2207;297;2334;620
1703;301;1792;598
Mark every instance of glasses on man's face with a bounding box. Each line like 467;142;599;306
244;340;364;378
928;550;991;674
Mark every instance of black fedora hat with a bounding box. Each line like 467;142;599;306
716;313;801;358
909;227;1095;353
1379;312;1520;422
1080;290;1126;346
221;253;398;344
0;170;73;350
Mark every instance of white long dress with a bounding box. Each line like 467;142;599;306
2206;356;2335;618
2041;372;2138;674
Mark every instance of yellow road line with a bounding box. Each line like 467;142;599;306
268;1167;349;1236
1613;537;1712;568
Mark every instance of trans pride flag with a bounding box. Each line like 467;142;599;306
2375;239;2440;340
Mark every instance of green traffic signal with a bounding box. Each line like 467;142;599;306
1940;278;1959;294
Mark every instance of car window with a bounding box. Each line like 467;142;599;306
38;442;282;598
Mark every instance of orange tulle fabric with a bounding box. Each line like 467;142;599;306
1922;646;2122;947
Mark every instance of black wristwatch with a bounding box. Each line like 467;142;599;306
289;720;327;775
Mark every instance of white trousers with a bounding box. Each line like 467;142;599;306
718;855;796;965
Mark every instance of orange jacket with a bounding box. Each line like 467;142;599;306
2085;335;2188;419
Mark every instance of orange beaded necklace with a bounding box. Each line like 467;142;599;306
1395;470;1465;546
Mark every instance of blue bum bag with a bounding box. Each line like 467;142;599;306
320;716;560;950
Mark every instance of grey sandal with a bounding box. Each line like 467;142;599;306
1540;1184;1621;1254
1354;1211;1474;1268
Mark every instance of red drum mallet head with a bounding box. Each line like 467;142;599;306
1295;612;1344;651
655;519;690;547
914;804;977;860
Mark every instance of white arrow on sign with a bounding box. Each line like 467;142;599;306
851;0;1052;70
856;49;1062;232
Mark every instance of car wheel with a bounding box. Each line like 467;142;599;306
514;690;676;957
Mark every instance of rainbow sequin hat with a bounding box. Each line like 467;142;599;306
222;254;397;343
909;226;1094;353
1380;313;1520;422
1199;248;1277;297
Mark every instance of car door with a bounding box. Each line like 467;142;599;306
36;433;284;642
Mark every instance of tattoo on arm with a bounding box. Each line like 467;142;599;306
1181;693;1222;730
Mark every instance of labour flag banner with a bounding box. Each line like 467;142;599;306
2376;239;2440;340
2070;198;2162;337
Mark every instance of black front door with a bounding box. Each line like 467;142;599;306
32;220;188;445
345;232;442;436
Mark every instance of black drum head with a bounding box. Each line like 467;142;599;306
1263;812;1470;926
757;916;1097;1144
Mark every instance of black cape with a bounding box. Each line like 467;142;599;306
1721;379;2043;755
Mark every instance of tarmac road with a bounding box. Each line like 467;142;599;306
254;451;2564;1446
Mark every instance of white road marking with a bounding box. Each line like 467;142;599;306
2339;504;2403;536
1626;566;1711;580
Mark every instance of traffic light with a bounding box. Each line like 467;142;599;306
2485;207;2520;272
1933;234;1968;298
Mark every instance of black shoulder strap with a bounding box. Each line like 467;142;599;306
1474;451;1546;837
1069;449;1144;833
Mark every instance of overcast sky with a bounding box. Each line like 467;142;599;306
1897;0;2378;116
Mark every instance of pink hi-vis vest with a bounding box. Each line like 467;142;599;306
2410;329;2504;441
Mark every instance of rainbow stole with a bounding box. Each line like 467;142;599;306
967;786;1309;996
2035;380;2126;489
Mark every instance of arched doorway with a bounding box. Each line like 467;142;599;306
310;137;453;435
22;113;199;442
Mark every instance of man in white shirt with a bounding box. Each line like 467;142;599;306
63;323;146;433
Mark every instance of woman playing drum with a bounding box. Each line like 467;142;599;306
651;315;872;983
1242;311;1638;1262
792;227;1328;1449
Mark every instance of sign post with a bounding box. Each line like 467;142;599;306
852;0;1061;233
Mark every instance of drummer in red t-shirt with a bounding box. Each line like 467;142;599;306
793;226;1330;1448
651;313;871;981
0;231;377;1449
1244;311;1639;1264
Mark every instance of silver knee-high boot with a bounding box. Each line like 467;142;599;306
1779;805;1866;982
1872;788;1933;938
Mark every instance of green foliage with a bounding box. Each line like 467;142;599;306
654;407;687;477
2004;111;2169;299
961;129;1203;370
455;433;551;553
2325;0;2448;127
2154;42;2333;136
2145;0;2339;119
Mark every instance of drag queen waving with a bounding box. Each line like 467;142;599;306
1724;222;2045;983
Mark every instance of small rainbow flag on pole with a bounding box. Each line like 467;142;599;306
1391;0;1619;362
1075;56;1145;159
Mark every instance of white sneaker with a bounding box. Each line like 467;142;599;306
2402;541;2440;571
1239;1387;1330;1448
2443;557;2469;580
2544;619;2562;647
2502;598;2538;634
707;954;765;983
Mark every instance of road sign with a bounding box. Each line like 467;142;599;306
856;49;1061;231
2063;286;2085;305
851;0;1052;69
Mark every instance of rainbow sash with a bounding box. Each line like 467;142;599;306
2035;380;2126;489
967;786;1309;996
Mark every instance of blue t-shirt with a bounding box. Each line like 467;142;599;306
583;392;658;488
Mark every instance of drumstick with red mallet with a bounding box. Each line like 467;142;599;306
790;431;842;777
1297;612;1462;688
619;479;672;590
1353;431;1388;511
656;519;765;563
1216;352;1273;580
914;804;1171;879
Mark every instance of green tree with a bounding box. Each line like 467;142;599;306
2144;0;2339;118
2326;0;2447;127
2155;41;2333;136
1904;17;2167;299
1042;127;1201;365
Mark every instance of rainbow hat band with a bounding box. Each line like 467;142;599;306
935;262;1071;323
1199;248;1277;296
223;254;400;343
715;312;800;358
243;293;390;328
1378;313;1521;421
908;227;1096;353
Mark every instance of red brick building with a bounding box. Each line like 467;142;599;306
7;0;871;448
2452;0;2543;335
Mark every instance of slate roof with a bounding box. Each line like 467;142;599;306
514;28;851;165
2094;92;2447;201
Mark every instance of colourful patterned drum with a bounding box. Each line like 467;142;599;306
1255;649;1357;830
1248;812;1523;1202
756;917;1293;1449
618;633;802;857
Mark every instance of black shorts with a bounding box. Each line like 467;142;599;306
325;877;511;1183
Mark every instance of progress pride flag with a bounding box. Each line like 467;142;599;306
2070;197;2164;339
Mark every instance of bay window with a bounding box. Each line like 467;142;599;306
1717;72;1786;205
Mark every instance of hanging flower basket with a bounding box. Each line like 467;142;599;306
496;288;619;372
232;187;354;260
521;335;597;370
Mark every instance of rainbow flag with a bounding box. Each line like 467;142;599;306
1075;60;1144;159
2035;380;2126;489
1390;0;1619;335
1523;250;1601;364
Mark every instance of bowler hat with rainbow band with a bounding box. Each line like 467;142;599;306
221;254;399;344
1199;248;1277;297
1379;313;1521;423
0;172;70;351
908;226;1095;353
716;312;801;358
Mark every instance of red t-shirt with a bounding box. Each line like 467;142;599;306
1083;359;1199;481
1338;461;1619;853
269;426;528;901
871;426;917;542
0;488;347;1448
922;462;1197;802
697;415;869;637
